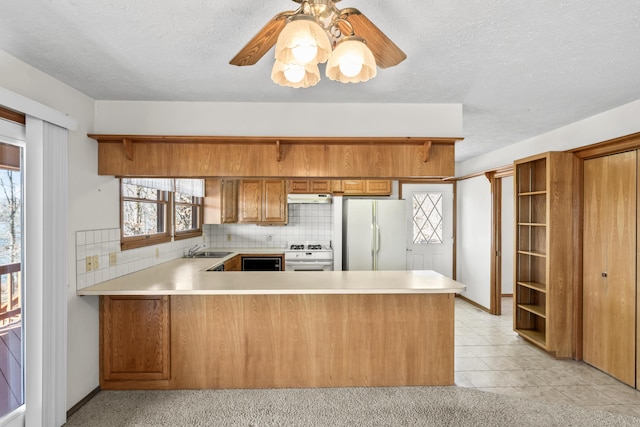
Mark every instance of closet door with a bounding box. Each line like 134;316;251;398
583;150;636;386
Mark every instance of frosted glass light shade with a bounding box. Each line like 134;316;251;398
271;60;320;88
275;16;331;66
326;37;377;83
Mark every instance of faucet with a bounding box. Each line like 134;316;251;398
187;244;204;257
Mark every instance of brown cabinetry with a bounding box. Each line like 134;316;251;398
100;295;170;388
204;179;238;224
223;255;241;271
513;152;574;358
238;179;287;224
340;180;392;195
288;179;331;193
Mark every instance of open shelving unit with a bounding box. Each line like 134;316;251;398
513;152;574;358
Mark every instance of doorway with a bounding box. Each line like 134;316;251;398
402;183;454;277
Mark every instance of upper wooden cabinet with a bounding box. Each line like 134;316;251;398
89;135;459;178
340;180;392;195
288;179;332;194
238;179;287;225
204;179;238;224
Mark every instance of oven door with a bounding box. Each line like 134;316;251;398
284;260;333;272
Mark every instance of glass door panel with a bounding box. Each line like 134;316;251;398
0;142;23;416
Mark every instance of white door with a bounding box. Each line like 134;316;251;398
403;183;454;276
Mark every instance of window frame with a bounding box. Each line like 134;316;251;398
173;192;204;241
120;181;172;250
120;179;204;250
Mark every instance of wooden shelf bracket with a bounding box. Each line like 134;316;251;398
422;141;433;162
122;138;134;161
275;140;282;162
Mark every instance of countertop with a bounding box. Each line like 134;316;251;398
77;256;466;296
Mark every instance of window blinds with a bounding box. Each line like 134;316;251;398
122;178;204;197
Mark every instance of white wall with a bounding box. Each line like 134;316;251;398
94;101;463;137
456;176;492;308
0;50;111;410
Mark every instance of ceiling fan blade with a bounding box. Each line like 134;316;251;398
229;11;293;66
340;8;406;69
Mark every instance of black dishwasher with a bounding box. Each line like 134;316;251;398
241;257;282;271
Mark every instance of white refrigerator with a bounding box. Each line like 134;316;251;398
342;199;407;270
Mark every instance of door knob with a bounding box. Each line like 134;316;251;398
601;272;608;278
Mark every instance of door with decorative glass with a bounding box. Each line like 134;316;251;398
403;183;454;276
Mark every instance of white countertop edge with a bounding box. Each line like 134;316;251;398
77;287;465;296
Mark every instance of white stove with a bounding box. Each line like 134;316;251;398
284;242;334;271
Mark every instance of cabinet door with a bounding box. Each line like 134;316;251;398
583;151;636;386
224;255;241;271
288;180;311;194
309;180;331;192
221;180;238;223
238;179;262;222
263;179;287;224
366;180;392;195
101;296;170;382
342;180;367;194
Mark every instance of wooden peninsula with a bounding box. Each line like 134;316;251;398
77;258;466;390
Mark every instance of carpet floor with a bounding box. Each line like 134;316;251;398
64;386;640;426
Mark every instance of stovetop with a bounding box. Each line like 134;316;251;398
286;242;332;252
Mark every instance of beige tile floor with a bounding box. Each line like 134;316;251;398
455;296;640;418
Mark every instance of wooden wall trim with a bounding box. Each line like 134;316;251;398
570;131;640;159
88;134;462;146
452;164;513;182
0;106;26;125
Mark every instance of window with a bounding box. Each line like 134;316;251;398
412;192;443;244
174;192;203;240
121;180;171;249
120;178;204;249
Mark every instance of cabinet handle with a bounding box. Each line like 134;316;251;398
601;272;608;278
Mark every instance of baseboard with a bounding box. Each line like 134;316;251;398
67;386;100;419
455;295;490;313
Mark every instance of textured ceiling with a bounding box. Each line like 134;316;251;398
1;0;639;161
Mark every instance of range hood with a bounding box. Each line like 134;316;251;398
287;194;333;204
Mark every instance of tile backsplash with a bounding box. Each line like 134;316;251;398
76;204;334;290
75;228;202;290
205;204;333;248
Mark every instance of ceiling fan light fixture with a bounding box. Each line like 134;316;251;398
271;60;320;88
326;36;377;83
275;15;331;66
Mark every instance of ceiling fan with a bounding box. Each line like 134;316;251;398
229;0;406;87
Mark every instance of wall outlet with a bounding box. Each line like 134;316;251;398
227;233;232;242
92;255;99;270
155;248;160;258
109;252;117;266
85;257;93;272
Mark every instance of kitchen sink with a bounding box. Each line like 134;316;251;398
192;251;233;258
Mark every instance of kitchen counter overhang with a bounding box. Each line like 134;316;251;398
77;257;466;296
